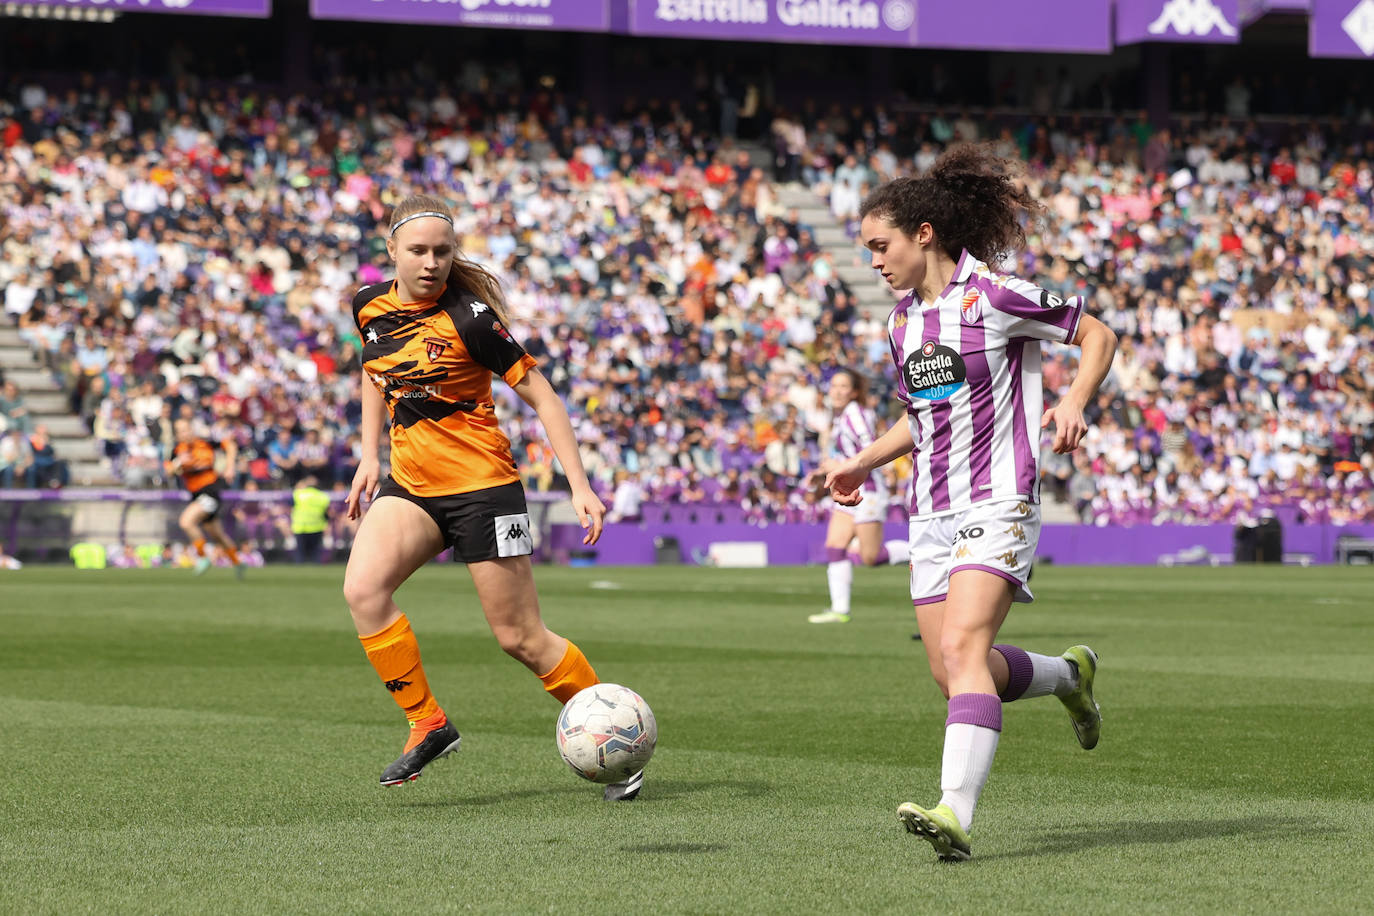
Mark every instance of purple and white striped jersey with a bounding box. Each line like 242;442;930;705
888;250;1084;520
831;400;883;496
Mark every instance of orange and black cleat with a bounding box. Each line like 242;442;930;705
380;712;461;786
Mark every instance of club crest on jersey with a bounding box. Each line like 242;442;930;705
492;320;514;344
423;337;450;362
904;341;967;403
470;302;489;317
960;289;982;324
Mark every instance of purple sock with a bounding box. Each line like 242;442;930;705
993;644;1033;702
825;547;847;563
874;546;889;565
946;692;1003;731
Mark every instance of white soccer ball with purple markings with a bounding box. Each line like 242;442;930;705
556;683;656;784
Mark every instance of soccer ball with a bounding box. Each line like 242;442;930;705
556;683;657;784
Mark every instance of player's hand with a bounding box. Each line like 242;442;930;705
570;485;606;546
347;458;380;520
1042;400;1089;454
824;457;869;506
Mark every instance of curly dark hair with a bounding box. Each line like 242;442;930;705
859;144;1044;267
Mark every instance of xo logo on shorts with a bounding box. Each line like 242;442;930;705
954;526;984;541
904;341;967;403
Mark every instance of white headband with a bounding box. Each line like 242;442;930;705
389;211;453;236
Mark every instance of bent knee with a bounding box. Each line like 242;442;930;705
938;633;983;678
342;574;390;615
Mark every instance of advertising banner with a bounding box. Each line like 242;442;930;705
1117;0;1240;43
309;0;609;31
627;0;1111;52
24;0;269;16
1238;0;1309;26
1310;0;1374;56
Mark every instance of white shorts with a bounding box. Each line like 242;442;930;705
909;499;1040;606
833;488;889;526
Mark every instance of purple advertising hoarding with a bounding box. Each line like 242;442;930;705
25;0;269;16
1310;0;1374;56
309;0;609;31
1117;0;1240;43
1238;0;1309;25
628;0;1111;51
628;0;917;47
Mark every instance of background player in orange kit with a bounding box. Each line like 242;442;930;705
342;195;642;800
167;418;244;577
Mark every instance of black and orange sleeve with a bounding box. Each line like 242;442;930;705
455;305;538;388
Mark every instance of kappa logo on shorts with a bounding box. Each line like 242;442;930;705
1004;523;1027;543
995;550;1019;568
1015;502;1031;516
955;544;972;560
495;513;533;559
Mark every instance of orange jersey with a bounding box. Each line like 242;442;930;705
353;280;538;497
172;439;220;493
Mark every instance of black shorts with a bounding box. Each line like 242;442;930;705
188;482;225;521
377;477;533;563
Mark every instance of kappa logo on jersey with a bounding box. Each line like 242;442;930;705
470;302;489;317
1147;0;1236;37
1004;522;1027;543
904;341;967;402
423;337;450;362
893;311;908;329
995;550;1019;568
960;289;982;324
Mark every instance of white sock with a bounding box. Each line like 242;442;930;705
826;560;853;613
937;723;1000;832
1024;652;1077;699
884;539;909;565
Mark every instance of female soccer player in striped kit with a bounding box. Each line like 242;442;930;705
807;369;907;624
826;146;1118;860
343;195;643;801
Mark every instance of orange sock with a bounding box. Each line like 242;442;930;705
538;640;599;704
224;544;241;565
192;538;206;556
358;614;442;737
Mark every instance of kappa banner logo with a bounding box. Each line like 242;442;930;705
423;337;450;362
1147;0;1236;37
960;289;982;324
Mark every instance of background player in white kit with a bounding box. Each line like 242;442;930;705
807;368;908;624
826;145;1118;861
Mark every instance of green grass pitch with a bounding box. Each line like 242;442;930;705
2;564;1372;914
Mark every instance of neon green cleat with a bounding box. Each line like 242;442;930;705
192;557;212;576
1059;645;1101;750
897;802;971;861
807;610;851;624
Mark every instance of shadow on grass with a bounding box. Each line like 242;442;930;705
621;842;729;854
398;778;772;808
980;815;1338;861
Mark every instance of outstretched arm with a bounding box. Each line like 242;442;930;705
1042;314;1118;454
512;368;606;545
824;417;915;506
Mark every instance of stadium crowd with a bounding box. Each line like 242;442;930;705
2;58;1372;536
